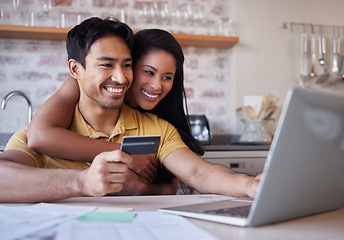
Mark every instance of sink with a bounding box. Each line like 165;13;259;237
0;133;14;151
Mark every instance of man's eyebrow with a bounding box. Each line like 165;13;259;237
96;56;132;62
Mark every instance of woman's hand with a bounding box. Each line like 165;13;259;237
128;155;158;183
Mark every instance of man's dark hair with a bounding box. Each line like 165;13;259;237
66;17;134;69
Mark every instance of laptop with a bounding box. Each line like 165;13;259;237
159;87;344;227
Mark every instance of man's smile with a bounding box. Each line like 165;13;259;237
106;86;124;93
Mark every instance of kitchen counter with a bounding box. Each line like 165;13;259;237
0;133;13;151
201;135;270;151
200;135;270;178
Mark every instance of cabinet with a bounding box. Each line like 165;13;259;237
0;25;239;48
203;150;268;176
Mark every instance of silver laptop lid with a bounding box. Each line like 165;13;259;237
248;87;344;226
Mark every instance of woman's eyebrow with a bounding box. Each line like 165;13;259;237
143;65;174;75
143;65;157;71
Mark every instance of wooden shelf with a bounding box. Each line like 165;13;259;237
0;24;239;49
0;25;69;41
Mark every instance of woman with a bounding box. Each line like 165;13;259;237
27;28;203;195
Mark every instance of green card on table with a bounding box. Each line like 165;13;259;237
77;212;136;222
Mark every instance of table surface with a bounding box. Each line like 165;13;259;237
52;194;344;240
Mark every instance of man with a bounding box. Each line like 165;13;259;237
0;17;260;203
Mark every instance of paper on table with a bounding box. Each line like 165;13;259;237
56;211;220;240
0;203;96;240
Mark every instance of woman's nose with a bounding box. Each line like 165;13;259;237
150;77;162;91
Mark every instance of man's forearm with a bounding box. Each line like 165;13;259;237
0;160;84;203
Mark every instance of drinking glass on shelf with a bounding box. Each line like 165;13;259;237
92;0;115;8
25;11;35;26
217;17;233;36
204;19;217;36
0;8;11;25
40;0;53;11
159;1;172;26
101;8;130;24
14;0;57;27
192;3;204;27
175;3;191;26
59;11;93;28
12;0;25;25
152;1;171;26
141;2;155;24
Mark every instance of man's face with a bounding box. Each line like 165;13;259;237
77;36;133;110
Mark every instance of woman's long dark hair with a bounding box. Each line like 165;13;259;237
132;29;204;156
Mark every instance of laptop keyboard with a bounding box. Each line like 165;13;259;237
204;205;251;218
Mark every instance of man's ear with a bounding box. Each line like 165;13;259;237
68;59;81;79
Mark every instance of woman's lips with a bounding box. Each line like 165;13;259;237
141;89;159;99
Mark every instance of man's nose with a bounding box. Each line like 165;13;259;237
111;68;127;84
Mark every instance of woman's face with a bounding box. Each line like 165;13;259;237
126;50;176;110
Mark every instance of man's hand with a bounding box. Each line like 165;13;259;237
81;150;132;197
127;155;158;183
246;174;262;198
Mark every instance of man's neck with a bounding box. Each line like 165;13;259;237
78;99;120;137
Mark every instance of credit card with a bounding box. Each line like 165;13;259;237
120;135;161;155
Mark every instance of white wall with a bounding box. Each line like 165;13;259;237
231;0;344;132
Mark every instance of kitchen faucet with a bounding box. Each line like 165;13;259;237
1;91;32;125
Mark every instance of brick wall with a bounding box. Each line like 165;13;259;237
0;0;235;135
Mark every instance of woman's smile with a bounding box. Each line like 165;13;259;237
141;89;159;100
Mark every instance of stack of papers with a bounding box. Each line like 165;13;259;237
56;211;219;240
0;204;219;240
0;203;96;240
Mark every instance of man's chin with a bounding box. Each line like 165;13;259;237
102;98;124;109
103;104;122;109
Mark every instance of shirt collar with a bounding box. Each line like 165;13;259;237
69;103;138;140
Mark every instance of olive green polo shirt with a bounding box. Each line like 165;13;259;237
5;103;187;169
